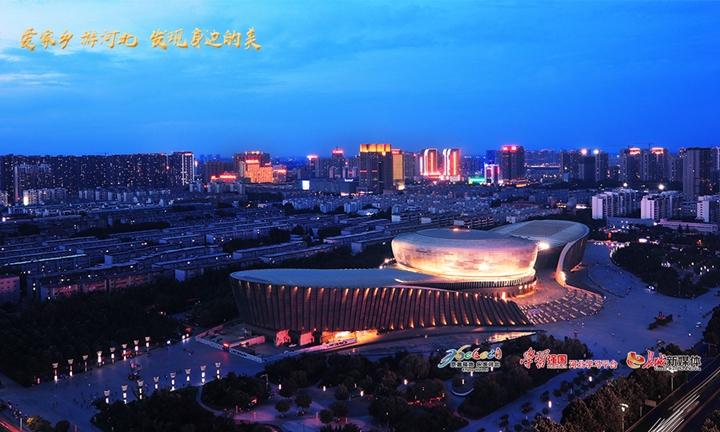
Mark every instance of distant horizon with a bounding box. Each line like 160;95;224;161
0;143;705;160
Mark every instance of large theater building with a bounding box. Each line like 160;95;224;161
230;220;589;344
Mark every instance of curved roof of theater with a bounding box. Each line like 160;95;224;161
231;268;432;289
490;220;589;248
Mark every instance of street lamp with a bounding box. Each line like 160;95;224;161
185;368;191;384
110;346;115;363
53;363;58;382
67;359;73;377
170;372;176;391
104;389;110;404
83;354;88;372
548;400;552;409
621;403;629;432
122;385;128;404
153;376;159;390
97;350;103;367
201;365;206;384
122;344;127;360
134;339;139;354
216;362;221;380
145;336;150;353
137;380;144;400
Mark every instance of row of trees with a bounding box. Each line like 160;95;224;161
0;291;178;387
612;243;713;297
532;344;691;432
91;388;273;432
200;372;271;410
459;334;591;419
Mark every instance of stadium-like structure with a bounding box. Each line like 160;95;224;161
230;220;589;335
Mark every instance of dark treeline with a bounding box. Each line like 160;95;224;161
459;334;591;419
92;388;273;432
534;344;692;432
612;242;718;297
0;291;178;387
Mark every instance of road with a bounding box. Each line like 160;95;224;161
628;355;720;432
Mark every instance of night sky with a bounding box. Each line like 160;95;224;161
1;1;719;157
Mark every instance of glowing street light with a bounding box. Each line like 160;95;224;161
145;336;150;353
134;340;140;354
154;376;160;390
170;372;176;391
201;365;206;384
83;354;88;372
185;368;191;384
620;403;629;432
104;389;110;404
67;359;74;377
53;363;58;382
137;380;144;400
215;362;221;379
122;344;127;360
97;350;103;367
122;385;128;404
110;347;116;363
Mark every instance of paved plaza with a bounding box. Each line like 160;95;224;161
1;242;719;431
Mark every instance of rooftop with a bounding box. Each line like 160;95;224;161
490;220;589;247
415;228;510;240
231;268;432;288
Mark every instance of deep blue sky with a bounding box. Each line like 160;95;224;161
1;1;719;158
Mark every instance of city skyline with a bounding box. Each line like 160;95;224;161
1;1;719;156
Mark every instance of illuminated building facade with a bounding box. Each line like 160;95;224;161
442;148;460;181
358;143;394;194
419;148;439;177
392;149;404;188
500;145;525;181
168;151;195;187
230;220;589;334
484;164;500;184
683;147;714;202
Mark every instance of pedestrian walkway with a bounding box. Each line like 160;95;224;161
520;288;604;325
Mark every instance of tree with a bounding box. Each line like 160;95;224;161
399;354;431;382
54;420;71;432
368;395;410;426
319;409;334;425
275;399;290;418
279;378;298;398
334;384;350;401
295;393;312;414
26;415;53;432
330;401;349;420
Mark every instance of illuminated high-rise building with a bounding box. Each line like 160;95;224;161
419;148;439;177
500;145;525;181
358;143;394;194
594;150;609;182
168;151;195;187
683;147;713;202
620;147;641;182
442;148;460;180
392;149;404;188
485;164;500;184
403;152;418;181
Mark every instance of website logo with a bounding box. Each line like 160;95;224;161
438;345;502;373
626;350;701;372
